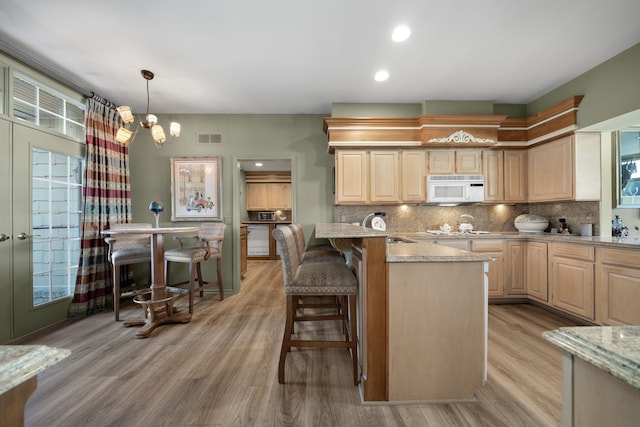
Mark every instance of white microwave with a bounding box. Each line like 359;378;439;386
427;175;485;204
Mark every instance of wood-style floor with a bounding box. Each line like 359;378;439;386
19;260;578;427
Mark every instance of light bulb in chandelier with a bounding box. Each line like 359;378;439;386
115;69;181;147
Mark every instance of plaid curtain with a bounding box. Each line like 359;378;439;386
68;96;131;318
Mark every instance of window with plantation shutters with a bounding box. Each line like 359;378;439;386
12;73;86;141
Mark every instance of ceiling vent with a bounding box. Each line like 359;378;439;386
197;133;222;144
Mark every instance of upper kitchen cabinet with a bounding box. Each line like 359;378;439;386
427;150;482;175
335;150;369;204
335;149;422;205
370;151;401;202
247;183;270;210
528;133;600;202
269;183;291;210
401;151;426;202
248;182;292;210
245;171;292;211
483;150;527;203
504;150;528;202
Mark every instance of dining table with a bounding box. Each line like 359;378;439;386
101;226;200;338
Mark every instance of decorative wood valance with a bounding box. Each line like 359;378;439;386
323;96;584;153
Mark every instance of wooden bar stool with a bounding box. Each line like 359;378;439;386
272;226;359;385
164;223;225;314
104;223;152;321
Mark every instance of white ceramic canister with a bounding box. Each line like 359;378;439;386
580;223;593;236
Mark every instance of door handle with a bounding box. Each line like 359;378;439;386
17;232;31;240
0;233;9;242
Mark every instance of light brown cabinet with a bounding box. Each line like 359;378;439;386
335;150;369;204
595;247;640;326
335;149;424;205
427;150;482;175
246;183;291;210
505;240;527;296
247;183;270;210
528;137;574;201
526;241;548;302
504;150;528;202
370;151;401;203
401;151;426;202
482;150;504;202
527;134;600;202
549;242;595;321
470;239;504;297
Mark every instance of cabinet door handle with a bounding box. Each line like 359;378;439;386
17;232;31;240
0;233;9;242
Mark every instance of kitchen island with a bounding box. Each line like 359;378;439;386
543;326;640;427
315;223;491;402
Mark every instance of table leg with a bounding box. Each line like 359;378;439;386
123;231;191;337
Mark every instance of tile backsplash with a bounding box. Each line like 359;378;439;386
334;201;601;235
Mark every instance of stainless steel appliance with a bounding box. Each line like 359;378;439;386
258;211;276;221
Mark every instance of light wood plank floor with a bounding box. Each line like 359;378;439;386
19;260;578;427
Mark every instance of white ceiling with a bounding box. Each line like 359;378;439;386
1;1;639;115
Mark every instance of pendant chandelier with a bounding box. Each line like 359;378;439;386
115;69;181;147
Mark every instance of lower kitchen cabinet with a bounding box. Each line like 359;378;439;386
505;240;527;296
596;247;640;325
471;239;504;298
549;243;595;321
526;242;548;302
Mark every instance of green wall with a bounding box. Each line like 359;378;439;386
128;114;333;294
527;42;640;127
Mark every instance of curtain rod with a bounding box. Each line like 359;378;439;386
89;92;117;109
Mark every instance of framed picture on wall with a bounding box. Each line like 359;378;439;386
170;156;222;221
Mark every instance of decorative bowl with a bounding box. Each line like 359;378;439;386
514;214;549;233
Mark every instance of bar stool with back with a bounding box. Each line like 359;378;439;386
104;223;153;321
272;225;359;385
163;222;226;314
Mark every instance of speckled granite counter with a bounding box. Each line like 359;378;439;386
315;223;491;262
0;345;70;395
386;240;492;262
1;345;70;425
543;326;640;390
315;222;388;238
396;231;640;248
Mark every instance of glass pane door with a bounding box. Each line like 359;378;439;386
12;123;84;338
31;148;83;306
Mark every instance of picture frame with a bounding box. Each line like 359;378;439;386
170;156;222;221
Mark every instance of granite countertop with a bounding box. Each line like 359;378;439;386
386;240;492;263
395;231;640;248
315;222;389;239
0;345;70;394
542;326;640;390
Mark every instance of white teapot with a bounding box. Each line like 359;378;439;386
440;223;453;233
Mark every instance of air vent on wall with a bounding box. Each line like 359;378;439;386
197;133;222;144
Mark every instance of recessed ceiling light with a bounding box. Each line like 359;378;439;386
374;70;389;82
255;162;263;167
392;25;411;42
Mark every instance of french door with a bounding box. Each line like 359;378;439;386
8;123;84;340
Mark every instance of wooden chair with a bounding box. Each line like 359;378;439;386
164;222;225;313
104;223;152;321
287;223;343;263
272;226;359;385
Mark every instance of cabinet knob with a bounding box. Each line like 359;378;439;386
0;233;9;242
